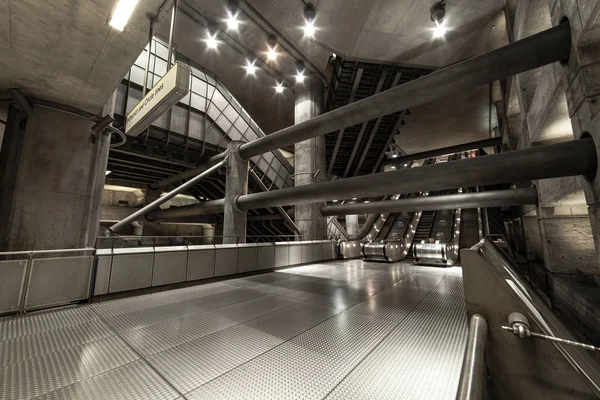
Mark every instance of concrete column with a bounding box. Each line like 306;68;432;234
0;105;27;250
2;106;109;251
345;201;360;237
294;76;327;240
223;141;248;244
548;1;600;271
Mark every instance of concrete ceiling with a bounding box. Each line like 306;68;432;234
158;0;507;149
0;0;171;114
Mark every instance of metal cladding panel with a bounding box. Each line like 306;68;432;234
0;260;27;314
274;243;290;268
94;256;112;296
25;256;93;311
313;241;324;261
323;241;333;260
187;248;216;281
301;242;314;264
109;253;154;293
289;242;302;265
215;246;239;277
257;243;275;270
237;245;258;273
153;251;187;287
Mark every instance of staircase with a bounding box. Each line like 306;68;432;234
406;210;436;260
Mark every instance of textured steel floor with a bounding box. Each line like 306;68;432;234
0;260;467;400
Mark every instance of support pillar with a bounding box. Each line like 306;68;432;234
294;76;326;240
1;106;109;251
0;105;27;250
223;141;248;244
549;1;600;272
345;201;360;238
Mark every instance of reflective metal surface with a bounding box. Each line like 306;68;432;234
0;260;467;399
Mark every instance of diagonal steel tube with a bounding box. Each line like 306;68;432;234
109;159;227;233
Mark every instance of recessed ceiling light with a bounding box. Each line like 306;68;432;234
206;32;218;49
245;60;257;74
275;82;284;93
226;14;239;30
303;4;316;37
109;0;140;31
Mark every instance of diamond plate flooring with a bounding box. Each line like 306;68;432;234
0;260;467;399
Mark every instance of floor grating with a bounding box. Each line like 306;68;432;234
0;261;467;399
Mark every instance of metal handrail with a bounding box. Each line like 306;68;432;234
456;314;488;400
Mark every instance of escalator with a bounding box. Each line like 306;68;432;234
405;209;436;261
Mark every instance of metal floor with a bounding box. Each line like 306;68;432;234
0;260;468;400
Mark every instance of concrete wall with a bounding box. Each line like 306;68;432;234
4;107;103;250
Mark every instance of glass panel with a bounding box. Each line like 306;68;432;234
130;65;145;86
154;58;168;77
234;118;249;135
134;49;147;68
207;103;220;121
215;113;232;132
191;92;206;112
223;104;238;123
228;127;242;141
212;90;228;111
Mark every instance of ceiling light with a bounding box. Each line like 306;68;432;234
109;0;140;31
267;47;278;61
296;61;306;83
304;22;315;37
226;13;239;30
392;154;398;158
245;60;257;75
430;1;447;38
275;82;284;93
303;4;316;37
105;170;112;176
205;32;218;49
433;21;447;38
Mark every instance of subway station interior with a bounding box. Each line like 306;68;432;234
2;0;600;399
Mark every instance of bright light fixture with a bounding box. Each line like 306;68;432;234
206;33;218;49
109;0;140;31
275;82;284;93
105;170;112;176
433;21;446;38
304;21;315;37
226;13;239;30
267;47;278;61
245;60;257;74
392;154;398;158
295;71;305;83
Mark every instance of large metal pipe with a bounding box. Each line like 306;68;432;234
149;138;595;219
321;188;537;216
149;22;571;189
381;137;502;167
109;159;226;232
456;314;488;400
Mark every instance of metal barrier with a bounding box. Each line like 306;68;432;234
0;240;338;315
0;248;94;315
93;240;338;296
460;238;600;399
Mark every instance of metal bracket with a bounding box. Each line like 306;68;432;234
502;312;600;351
